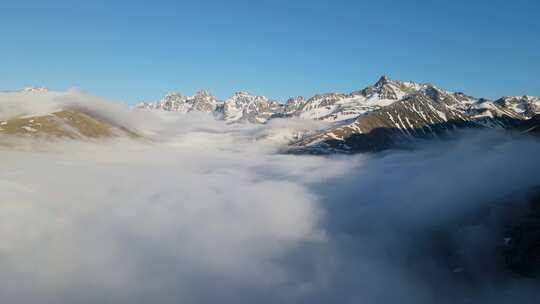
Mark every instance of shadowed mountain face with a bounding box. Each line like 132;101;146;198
501;186;540;277
0;110;137;140
514;115;540;135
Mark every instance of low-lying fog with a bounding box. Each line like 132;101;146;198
1;91;540;303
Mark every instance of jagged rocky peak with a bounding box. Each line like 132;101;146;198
163;91;185;101
226;91;272;106
190;90;219;112
194;90;217;100
286;96;305;105
159;92;188;111
223;91;283;123
355;75;419;100
374;75;392;86
398;81;480;108
419;85;453;103
195;89;211;97
303;93;347;109
494;96;540;117
137;90;218;113
452;91;476;103
231;91;260;100
284;96;306;114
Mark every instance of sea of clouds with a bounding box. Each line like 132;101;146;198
1;91;540;303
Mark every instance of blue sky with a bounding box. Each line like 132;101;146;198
1;0;539;104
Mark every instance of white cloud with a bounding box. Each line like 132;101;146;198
1;92;540;303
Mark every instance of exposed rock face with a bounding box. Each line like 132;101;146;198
356;75;419;100
138;90;219;114
513;115;540;135
494;96;540;119
284;96;306;115
222;92;284;123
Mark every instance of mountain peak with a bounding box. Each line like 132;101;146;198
165;91;183;98
233;91;251;97
195;90;212;98
286;96;305;104
375;75;391;86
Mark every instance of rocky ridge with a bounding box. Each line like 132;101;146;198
138;76;540;153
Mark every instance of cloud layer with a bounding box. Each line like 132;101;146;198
1;92;539;303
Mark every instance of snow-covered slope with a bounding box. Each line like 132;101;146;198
494;96;540;118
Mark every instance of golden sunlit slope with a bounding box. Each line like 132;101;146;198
0;110;138;139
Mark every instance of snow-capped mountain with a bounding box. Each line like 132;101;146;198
138;76;540;153
136;76;430;123
138;90;218;114
290;85;540;154
137;76;514;124
291;76;431;122
138;90;285;123
221;92;283;123
290;91;476;154
494;96;540;119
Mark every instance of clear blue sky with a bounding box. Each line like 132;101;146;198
1;0;539;103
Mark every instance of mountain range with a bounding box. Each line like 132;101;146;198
1;77;538;153
137;76;540;153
